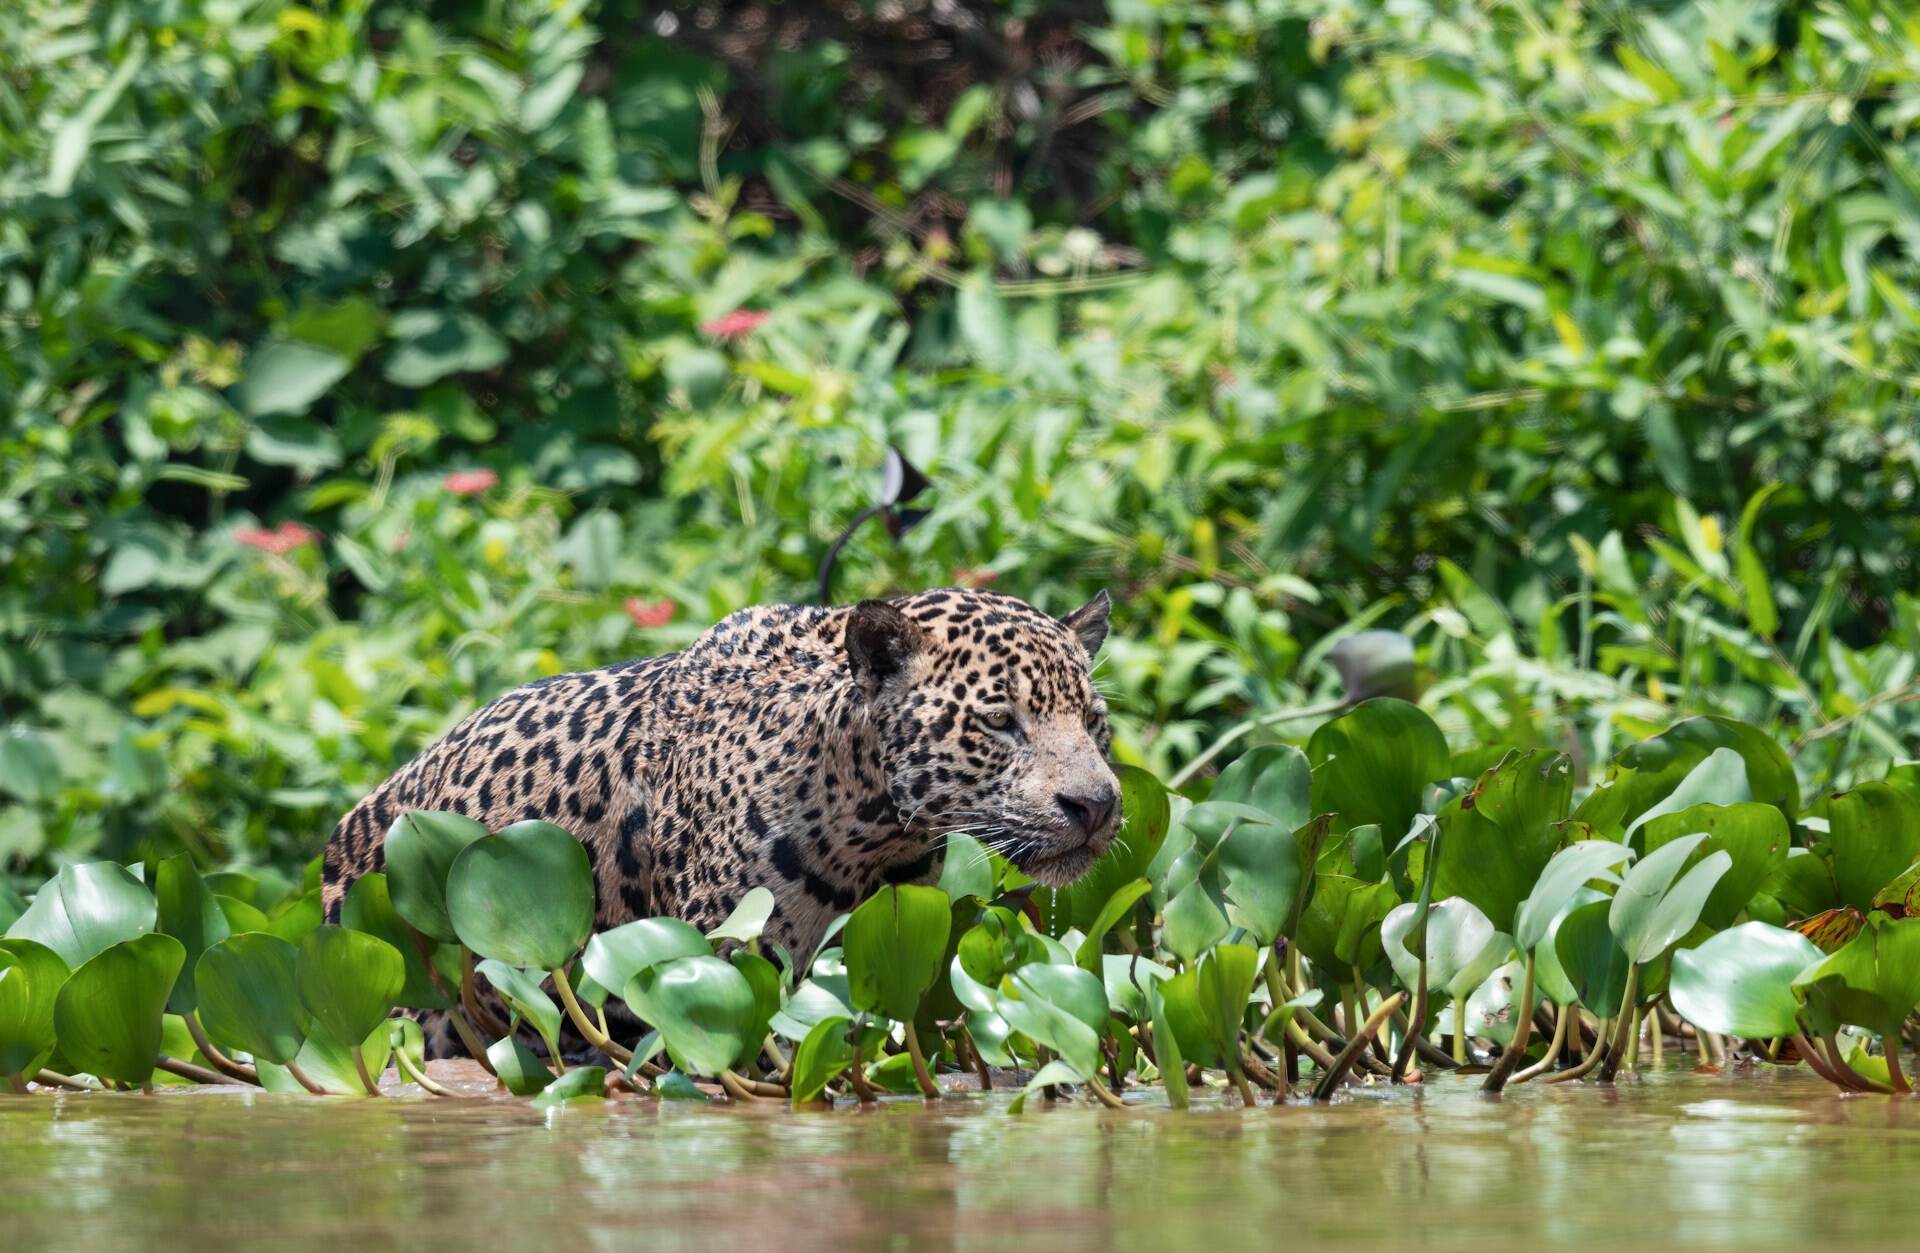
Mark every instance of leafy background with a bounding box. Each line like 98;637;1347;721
3;0;1917;882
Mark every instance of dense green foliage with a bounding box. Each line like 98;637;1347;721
6;710;1920;1102
4;0;1919;885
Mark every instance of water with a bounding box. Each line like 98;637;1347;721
3;1064;1914;1251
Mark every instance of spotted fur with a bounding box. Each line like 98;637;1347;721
321;587;1119;970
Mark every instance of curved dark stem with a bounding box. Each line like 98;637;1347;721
817;504;886;604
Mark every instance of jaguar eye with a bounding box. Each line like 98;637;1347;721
980;708;1015;731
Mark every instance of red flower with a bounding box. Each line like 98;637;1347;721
700;309;770;338
236;521;319;556
443;468;499;496
624;597;677;629
952;568;998;588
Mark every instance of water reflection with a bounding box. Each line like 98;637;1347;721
3;1066;1916;1250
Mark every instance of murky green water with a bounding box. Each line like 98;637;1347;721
3;1065;1914;1251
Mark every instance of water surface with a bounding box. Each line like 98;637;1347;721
3;1065;1913;1250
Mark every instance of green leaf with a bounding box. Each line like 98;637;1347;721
384;811;492;944
1514;841;1630;953
1552;899;1631;1011
843;884;952;1022
706;887;776;945
1074;878;1153;973
1162;877;1230;963
1533;887;1608;1006
0;731;62;803
1307;698;1451;845
1217;815;1319;946
1822;784;1920;911
937;832;996;902
1641;802;1789;928
1581;717;1797;833
1610;836;1732;963
1211;744;1313;830
296;925;405;1050
53;933;185;1085
1000;964;1107;1078
1382;897;1498;997
789;1015;855;1107
1670;922;1822;1038
153;854;230;1014
487;1035;556;1095
195;932;309;1065
582;917;711;998
623;954;759;1078
256;1020;390;1095
1295;875;1399;973
1793;914;1920;1036
533;1064;607;1106
0;939;68;1078
1147;979;1188;1110
1463;959;1539;1047
342;873;451;1010
7;861;156;969
383;310;509;387
232;341;351;417
476;959;565;1063
447;821;596;969
1432;749;1572;931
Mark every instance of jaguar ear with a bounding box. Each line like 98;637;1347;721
1059;590;1112;657
845;600;924;696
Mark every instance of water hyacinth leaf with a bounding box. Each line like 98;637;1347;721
342;873;451;1010
1162;877;1230;963
770;972;855;1039
256;1020;392;1095
475;959;565;1062
1585;716;1797;833
1211;744;1313;831
1216;815;1316;946
1553;899;1632;1011
1822;784;1920;911
1075;878;1153;973
1463;959;1539;1048
583;918;712;997
215;895;271;935
1432;749;1572;931
1307;698;1451;844
1670;922;1823;1038
1641;803;1789;929
195;932;309;1064
533;1065;607;1106
843;884;951;1022
1197;943;1260;1068
999;967;1105;1078
1007;1059;1086;1114
1148;979;1189;1110
296;925;406;1050
1513;841;1631;953
956;906;1042;986
790;1015;855;1106
53;933;185;1086
383;810;490;943
1532;888;1609;1006
1382;897;1496;995
1792;915;1920;1036
1154;966;1217;1070
153;855;229;1014
732;949;783;1061
0;939;67;1077
706;887;777;945
1609;834;1730;962
1626;747;1752;837
937;832;995;904
1101;954;1173;1022
624;954;759;1077
1053;766;1171;930
7;861;157;969
267;891;323;944
447;821;596;969
488;1035;556;1095
1295;875;1398;973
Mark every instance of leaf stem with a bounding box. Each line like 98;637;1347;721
902;1020;940;1100
392;1045;459;1097
717;1069;764;1102
1512;1004;1569;1085
183;1013;259;1084
548;965;633;1066
1313;993;1403;1100
31;1069;103;1091
351;1046;384;1096
1597;965;1640;1083
1392;958;1428;1082
285;1060;336;1096
1482;953;1536;1094
155;1055;247;1086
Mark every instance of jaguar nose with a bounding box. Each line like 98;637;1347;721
1056;788;1117;838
